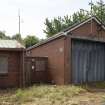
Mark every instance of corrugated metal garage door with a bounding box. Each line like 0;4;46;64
72;39;105;84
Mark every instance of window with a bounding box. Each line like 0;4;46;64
35;61;46;71
0;56;8;74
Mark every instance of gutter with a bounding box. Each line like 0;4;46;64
26;32;67;51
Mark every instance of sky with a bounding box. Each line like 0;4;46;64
0;0;98;39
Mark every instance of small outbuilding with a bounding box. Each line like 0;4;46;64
27;16;105;85
0;40;25;88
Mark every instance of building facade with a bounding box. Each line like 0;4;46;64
27;17;105;85
0;40;25;88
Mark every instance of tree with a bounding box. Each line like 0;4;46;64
43;18;57;37
0;31;6;39
24;35;39;48
72;10;89;24
92;0;105;23
44;16;72;37
44;0;105;37
12;33;23;44
0;31;11;39
44;11;89;37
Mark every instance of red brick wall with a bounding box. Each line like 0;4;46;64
70;20;105;37
28;19;105;85
29;37;65;85
64;36;72;84
0;51;23;88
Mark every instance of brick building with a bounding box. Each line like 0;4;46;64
27;16;105;85
0;40;25;88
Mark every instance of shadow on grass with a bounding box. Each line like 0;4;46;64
75;82;105;92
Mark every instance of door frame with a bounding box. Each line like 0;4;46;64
71;38;105;84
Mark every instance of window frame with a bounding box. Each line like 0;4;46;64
0;55;8;75
35;60;46;72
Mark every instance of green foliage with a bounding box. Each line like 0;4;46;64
15;89;23;100
0;31;40;48
12;33;23;44
0;32;23;43
11;34;40;48
72;10;89;23
43;16;72;37
0;31;11;39
1;84;105;105
92;0;105;23
44;10;89;37
24;35;39;48
43;18;57;37
44;0;105;37
0;0;105;47
1;85;85;104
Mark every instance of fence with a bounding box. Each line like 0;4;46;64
24;57;48;86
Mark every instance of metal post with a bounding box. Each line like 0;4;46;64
18;9;21;35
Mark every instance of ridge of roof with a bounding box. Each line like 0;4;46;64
27;16;105;50
65;16;105;34
27;32;65;51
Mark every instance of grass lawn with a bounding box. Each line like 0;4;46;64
0;83;105;105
